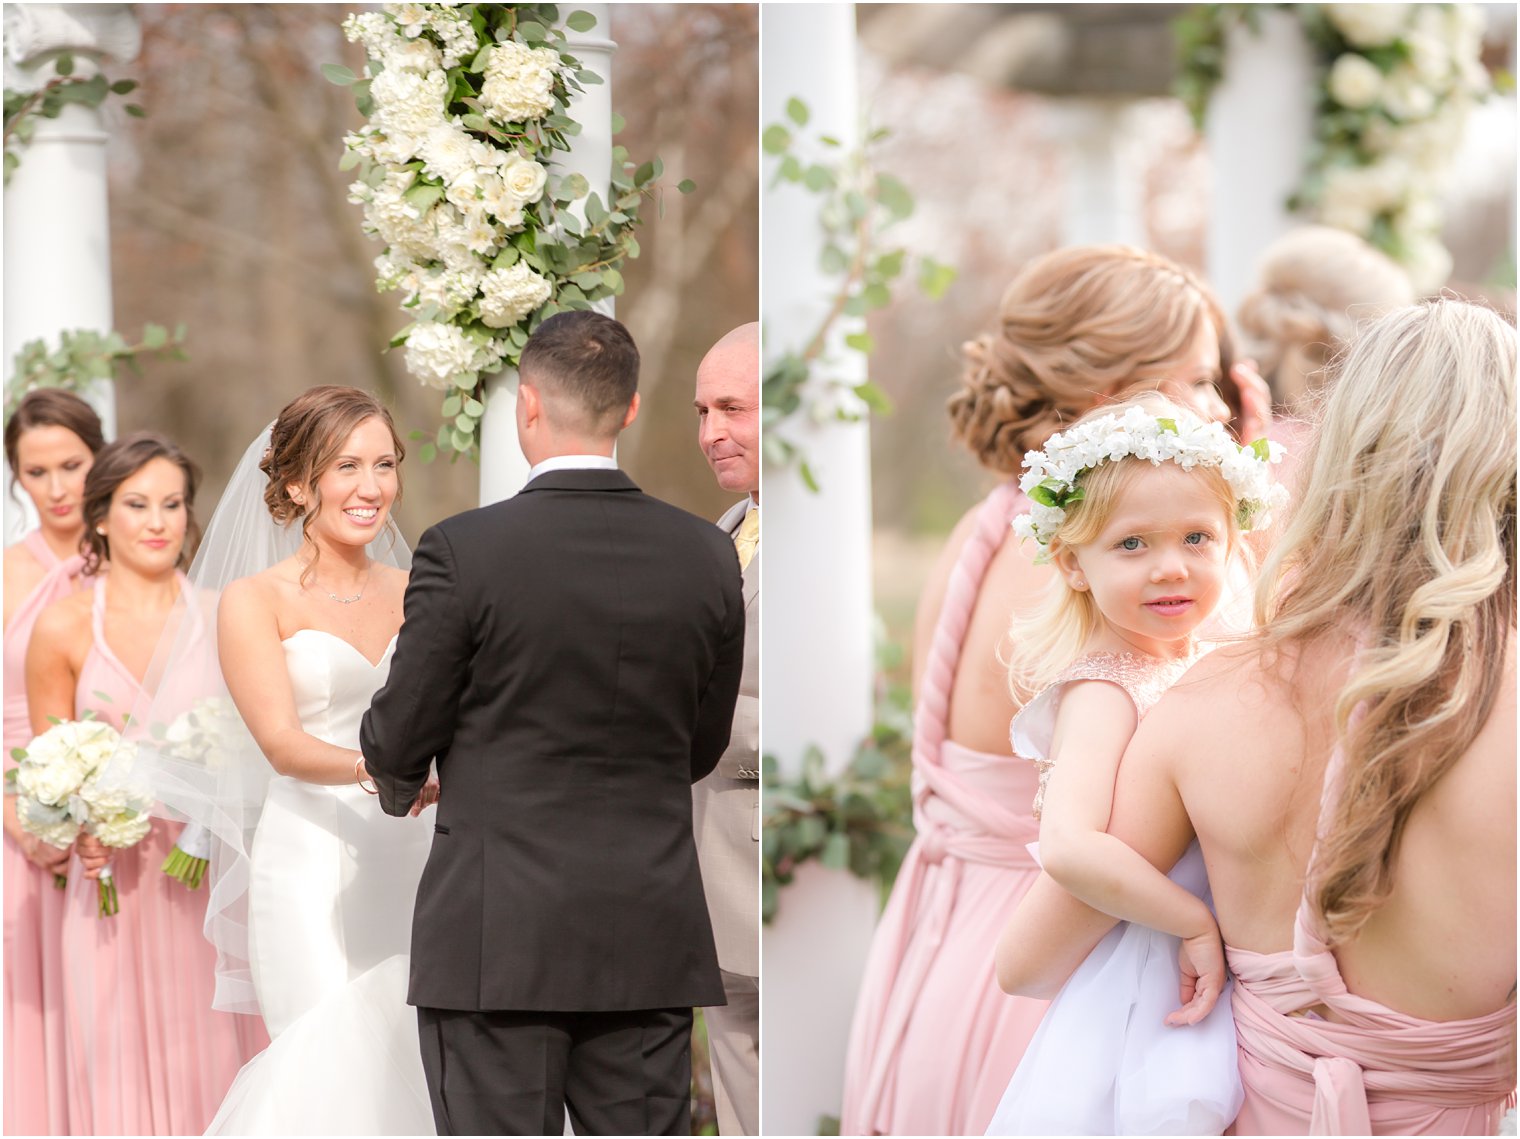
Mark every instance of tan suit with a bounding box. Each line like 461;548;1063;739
693;498;758;1135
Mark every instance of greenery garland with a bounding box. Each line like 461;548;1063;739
762;640;915;923
3;52;142;185
761;97;955;492
4;325;188;421
331;3;686;462
1174;3;1503;291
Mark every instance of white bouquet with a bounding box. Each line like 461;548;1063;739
152;697;243;889
76;746;153;917
10;717;153;914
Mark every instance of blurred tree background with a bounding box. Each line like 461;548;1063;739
100;3;759;538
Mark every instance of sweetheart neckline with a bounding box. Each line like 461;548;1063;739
280;628;399;670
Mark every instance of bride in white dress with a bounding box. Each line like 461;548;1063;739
123;387;438;1134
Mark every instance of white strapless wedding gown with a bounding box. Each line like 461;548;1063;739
208;630;437;1135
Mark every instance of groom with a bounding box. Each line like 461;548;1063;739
360;311;745;1136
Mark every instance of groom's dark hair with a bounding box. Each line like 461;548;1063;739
519;311;640;437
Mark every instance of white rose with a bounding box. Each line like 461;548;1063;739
90;810;153;850
1382;66;1437;122
463;213;504;256
404;322;481;390
477;262;553;329
500;153;548;205
1327;53;1383;110
480;41;561;125
1326;4;1410;48
388;3;430;39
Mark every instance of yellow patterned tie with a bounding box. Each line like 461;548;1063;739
733;507;758;571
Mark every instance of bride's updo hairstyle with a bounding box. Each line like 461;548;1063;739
80;432;202;575
1256;299;1515;944
950;245;1228;474
1237;226;1414;412
260;386;405;578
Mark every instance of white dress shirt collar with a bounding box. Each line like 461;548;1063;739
527;454;619;482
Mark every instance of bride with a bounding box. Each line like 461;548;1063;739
125;386;439;1134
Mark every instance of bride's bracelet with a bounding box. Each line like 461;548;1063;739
353;756;379;795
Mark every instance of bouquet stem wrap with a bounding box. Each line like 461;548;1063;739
161;820;210;889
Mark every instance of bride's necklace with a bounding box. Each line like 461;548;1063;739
311;563;372;604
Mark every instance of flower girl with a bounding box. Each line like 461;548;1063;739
984;398;1286;1136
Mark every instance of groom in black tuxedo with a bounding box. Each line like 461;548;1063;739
360;311;744;1136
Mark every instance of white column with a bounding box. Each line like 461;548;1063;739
1205;8;1316;318
478;5;614;507
761;5;880;1134
2;2;138;542
1054;97;1147;248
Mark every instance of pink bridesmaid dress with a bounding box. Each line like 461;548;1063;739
1226;738;1516;1135
3;531;88;1136
840;482;1050;1136
58;576;267;1136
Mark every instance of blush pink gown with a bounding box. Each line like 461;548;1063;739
58;576;267;1136
3;531;88;1136
840;482;1050;1136
1226;739;1516;1135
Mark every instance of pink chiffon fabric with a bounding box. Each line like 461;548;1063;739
3;531;88;1135
1226;736;1516;1135
58;576;267;1136
841;482;1050;1136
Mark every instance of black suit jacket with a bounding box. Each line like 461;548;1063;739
360;468;743;1012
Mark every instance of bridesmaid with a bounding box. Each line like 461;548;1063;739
839;246;1271;1136
25;433;266;1135
3;389;104;1136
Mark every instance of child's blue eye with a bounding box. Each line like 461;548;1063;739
1184;531;1210;546
1118;536;1142;551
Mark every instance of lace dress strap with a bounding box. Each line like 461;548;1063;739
910;481;1027;774
1012;651;1197;819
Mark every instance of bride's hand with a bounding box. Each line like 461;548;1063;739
1166;922;1227;1027
408;775;440;816
1231;358;1273;444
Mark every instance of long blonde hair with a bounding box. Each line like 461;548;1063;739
950;246;1227;473
1255;299;1517;943
1007;397;1242;695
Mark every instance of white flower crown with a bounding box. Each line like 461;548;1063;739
1010;405;1289;557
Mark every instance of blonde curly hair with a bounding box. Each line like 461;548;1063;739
949;245;1227;475
1255;299;1515;943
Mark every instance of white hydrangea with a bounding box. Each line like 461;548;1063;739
76;748;146;818
1327;53;1383;110
1381;65;1438;121
370;67;449;140
404;321;482;389
1010;407;1289;550
481;41;561;125
341;11;391;57
420;122;478;184
1326;4;1410;48
383;35;443;75
17;798;81;849
428;7;480;69
90;809;153;850
478;262;552;329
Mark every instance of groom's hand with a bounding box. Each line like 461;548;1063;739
408;775;440;816
1167;923;1227;1027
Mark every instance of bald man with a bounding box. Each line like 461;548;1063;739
692;323;759;1135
